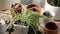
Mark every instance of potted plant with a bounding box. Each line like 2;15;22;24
13;13;29;34
45;0;60;20
13;6;44;34
27;4;41;13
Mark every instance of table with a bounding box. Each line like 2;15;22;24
0;9;60;34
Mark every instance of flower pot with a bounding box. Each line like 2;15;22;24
45;0;60;20
44;21;59;34
0;0;10;10
10;3;22;16
14;24;29;34
27;4;41;13
32;0;46;8
12;3;22;13
42;10;55;23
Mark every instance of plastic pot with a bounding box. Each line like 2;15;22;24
14;24;29;34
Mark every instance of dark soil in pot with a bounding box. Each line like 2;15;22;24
44;22;59;34
14;20;28;26
28;25;42;34
45;22;58;30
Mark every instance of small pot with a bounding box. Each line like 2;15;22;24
11;3;22;13
45;0;60;20
27;4;41;13
14;24;29;34
44;21;59;34
10;3;22;17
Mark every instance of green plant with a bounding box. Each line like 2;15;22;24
47;0;60;7
14;7;44;34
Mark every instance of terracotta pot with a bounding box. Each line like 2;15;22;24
44;21;59;34
27;4;41;13
11;3;22;13
10;3;22;17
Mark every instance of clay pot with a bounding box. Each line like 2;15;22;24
27;4;41;13
44;21;59;34
11;3;22;13
10;3;22;17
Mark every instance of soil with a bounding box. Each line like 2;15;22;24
45;22;58;30
28;25;42;34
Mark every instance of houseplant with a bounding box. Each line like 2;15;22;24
45;0;60;20
13;6;44;34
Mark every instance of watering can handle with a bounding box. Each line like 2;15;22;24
4;16;16;31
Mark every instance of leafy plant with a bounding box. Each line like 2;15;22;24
14;7;44;34
47;0;60;7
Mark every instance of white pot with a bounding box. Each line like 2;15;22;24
0;0;10;10
32;0;46;8
14;24;29;34
45;1;60;20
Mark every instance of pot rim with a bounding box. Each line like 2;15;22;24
13;24;29;28
26;3;41;13
44;21;59;31
47;1;60;8
27;3;41;9
12;3;22;10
